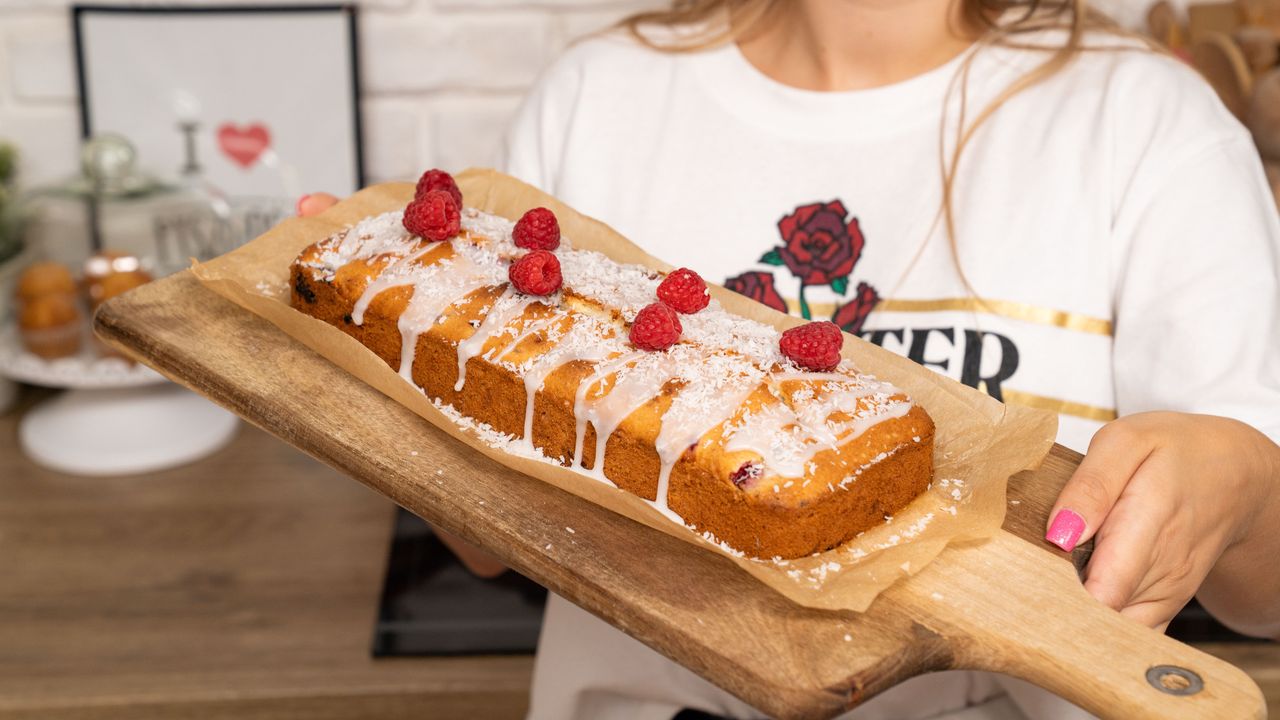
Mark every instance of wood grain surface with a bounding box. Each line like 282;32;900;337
92;271;1267;720
0;389;531;720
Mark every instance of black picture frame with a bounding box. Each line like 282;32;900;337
71;3;365;192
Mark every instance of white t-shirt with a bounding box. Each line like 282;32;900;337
498;28;1280;720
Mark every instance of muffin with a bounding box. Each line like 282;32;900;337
16;262;77;303
84;252;151;308
18;292;82;359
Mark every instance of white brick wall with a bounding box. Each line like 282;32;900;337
0;0;661;187
0;0;1163;189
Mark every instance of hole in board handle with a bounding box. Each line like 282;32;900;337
1146;665;1203;696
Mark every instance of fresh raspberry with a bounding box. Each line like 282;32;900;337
512;207;560;251
779;321;843;371
403;190;460;241
657;267;710;314
629;302;682;351
508;250;562;296
414;168;462;208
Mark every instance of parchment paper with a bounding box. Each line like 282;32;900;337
192;168;1058;611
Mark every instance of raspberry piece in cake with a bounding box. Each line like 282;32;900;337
629;302;682;351
730;461;762;489
414;168;463;207
780;321;843;371
512;207;561;251
657;267;710;314
403;190;461;242
509;249;562;296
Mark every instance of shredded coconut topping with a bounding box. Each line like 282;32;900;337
303;205;923;559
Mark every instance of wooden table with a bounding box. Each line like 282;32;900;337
0;388;531;720
88;271;1275;719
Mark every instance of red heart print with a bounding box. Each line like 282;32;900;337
217;123;271;168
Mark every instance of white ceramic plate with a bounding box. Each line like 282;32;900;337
20;384;240;476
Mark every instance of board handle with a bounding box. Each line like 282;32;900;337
898;531;1267;720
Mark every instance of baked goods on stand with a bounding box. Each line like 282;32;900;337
17;292;82;360
84;251;153;309
2;252;158;384
1;252;235;476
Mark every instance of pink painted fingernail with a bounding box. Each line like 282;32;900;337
1046;509;1085;552
296;194;312;216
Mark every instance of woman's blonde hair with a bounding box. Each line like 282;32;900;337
619;0;1126;296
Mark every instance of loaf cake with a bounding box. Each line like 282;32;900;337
290;175;934;559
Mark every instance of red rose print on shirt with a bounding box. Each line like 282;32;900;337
766;200;864;288
831;281;880;335
724;271;788;313
746;198;878;330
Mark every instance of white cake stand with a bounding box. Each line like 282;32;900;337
1;323;239;476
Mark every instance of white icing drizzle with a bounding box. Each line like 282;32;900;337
571;351;646;472
308;210;415;274
724;375;914;478
394;253;501;381
653;356;763;510
486;313;562;364
349;245;433;325
303;206;918;519
518;320;622;451
583;351;681;479
454;287;536;392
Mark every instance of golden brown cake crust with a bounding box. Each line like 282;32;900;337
289;209;935;559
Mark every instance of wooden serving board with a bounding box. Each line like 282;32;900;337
94;271;1266;720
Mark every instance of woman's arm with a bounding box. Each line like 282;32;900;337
1052;103;1280;635
1198;441;1280;638
435;526;509;578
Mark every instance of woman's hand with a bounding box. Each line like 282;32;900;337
435;527;508;578
1048;411;1280;636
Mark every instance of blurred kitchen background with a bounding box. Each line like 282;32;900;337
0;0;1206;194
1;1;1278;719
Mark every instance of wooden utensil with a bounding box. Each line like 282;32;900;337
1234;25;1278;74
1148;1;1186;52
94;273;1266;720
1190;1;1244;45
1193;31;1256;118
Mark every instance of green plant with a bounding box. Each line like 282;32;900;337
0;141;24;265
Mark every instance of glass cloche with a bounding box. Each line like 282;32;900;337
22;134;236;277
